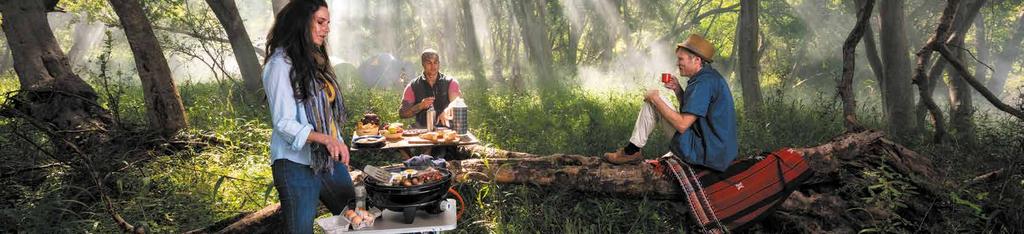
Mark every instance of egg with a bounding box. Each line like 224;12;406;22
351;216;363;225
344;210;357;219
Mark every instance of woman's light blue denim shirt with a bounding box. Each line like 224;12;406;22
263;49;316;166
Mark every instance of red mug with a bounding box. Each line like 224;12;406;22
661;73;672;83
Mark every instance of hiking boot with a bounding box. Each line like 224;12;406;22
604;148;642;164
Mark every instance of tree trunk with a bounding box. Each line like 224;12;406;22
0;0;111;134
974;15;990;86
945;0;984;144
986;9;1024;96
916;56;948;141
192;130;946;233
489;0;507;84
587;1;614;66
272;0;289;15
206;0;263;97
839;0;875;132
861;4;885;90
459;0;487;89
936;44;1024;120
566;12;579;68
0;1;141;232
108;0;189;135
512;0;556;87
738;0;762;114
912;0;959;143
918;2;1024;121
0;32;11;74
878;0;918;141
66;16;105;68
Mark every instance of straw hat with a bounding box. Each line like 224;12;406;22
676;34;715;63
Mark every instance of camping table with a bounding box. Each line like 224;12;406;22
349;131;480;152
316;199;458;233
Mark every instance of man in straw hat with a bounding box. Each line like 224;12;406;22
604;34;738;172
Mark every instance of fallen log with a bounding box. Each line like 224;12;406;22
193;130;947;233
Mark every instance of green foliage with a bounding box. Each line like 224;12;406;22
58;0;116;23
862;166;919;212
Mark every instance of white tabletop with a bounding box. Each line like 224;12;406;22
317;199;458;234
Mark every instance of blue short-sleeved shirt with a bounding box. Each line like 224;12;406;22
670;64;739;172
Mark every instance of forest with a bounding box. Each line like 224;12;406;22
0;0;1022;233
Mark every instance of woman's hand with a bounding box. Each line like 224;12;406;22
323;138;350;166
339;143;350;166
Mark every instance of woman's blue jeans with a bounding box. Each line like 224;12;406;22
272;159;355;234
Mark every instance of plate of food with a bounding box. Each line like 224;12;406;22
355;112;383;136
382;123;405;141
418;130;460;144
353;135;385;148
355;122;379;136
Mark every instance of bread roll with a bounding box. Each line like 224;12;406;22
420;132;437;141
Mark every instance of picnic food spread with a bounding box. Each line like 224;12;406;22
353;135;385;148
353;123;469;148
381;123;405;141
387;167;445;187
418;130;459;143
356;112;383;136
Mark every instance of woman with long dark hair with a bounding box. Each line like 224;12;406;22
262;0;353;232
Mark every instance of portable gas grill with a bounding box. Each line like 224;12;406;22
363;167;453;224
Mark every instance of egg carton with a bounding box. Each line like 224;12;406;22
316;206;383;232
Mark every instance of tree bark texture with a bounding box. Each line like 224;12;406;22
459;0;487;89
206;0;263;97
108;0;189;135
878;0;918;140
860;2;885;90
512;0;556;87
936;44;1024;120
738;0;762;114
945;0;984;144
839;0;875;132
912;0;959;143
0;0;111;136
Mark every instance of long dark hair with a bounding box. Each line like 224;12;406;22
265;0;334;101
